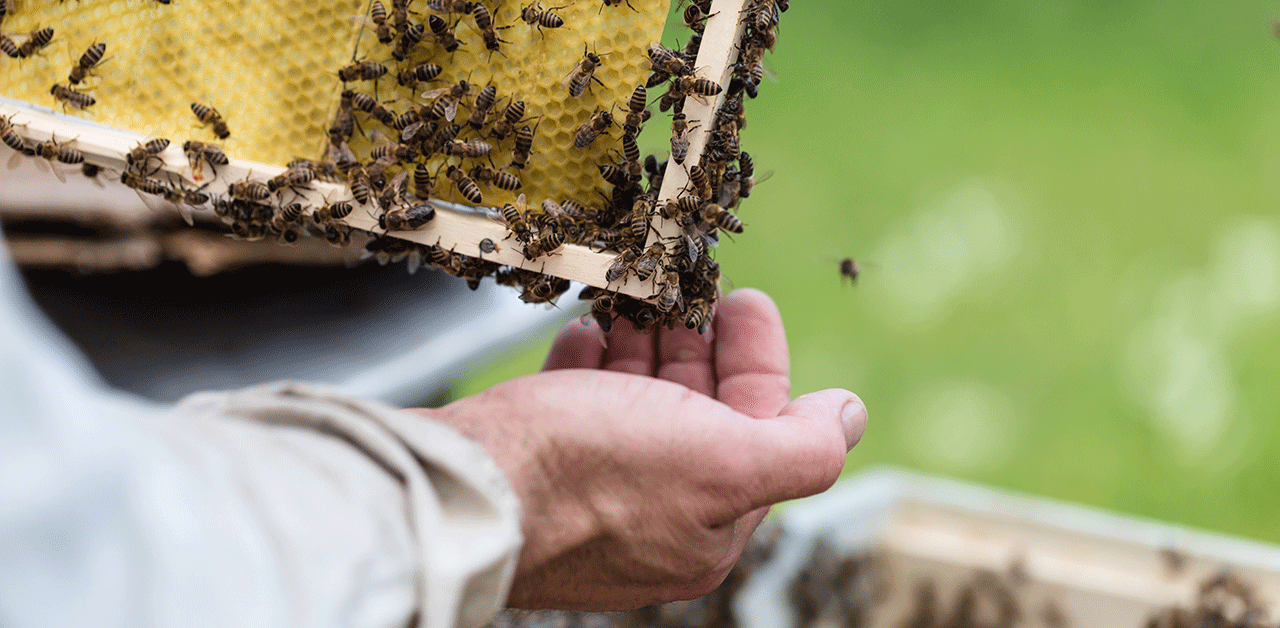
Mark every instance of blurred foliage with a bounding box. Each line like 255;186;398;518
458;0;1280;542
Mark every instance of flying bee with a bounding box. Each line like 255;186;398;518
190;102;230;139
422;80;472;121
125;138;170;173
670;112;692;163
0;34;19;59
655;267;683;313
350;91;395;124
382;203;437;231
270;202;305;232
521;230;565;261
445;165;483;204
338;60;387;82
267;163;317;192
562;48;603;98
17;26;54;58
605;247;639;283
573;109;612;149
490;100;525;139
397;62;442;88
501;196;534;242
50;84;95;111
520;3;565;31
428;0;475;12
443;138;492;158
839;258;860;285
368;0;395;43
622;84;650;136
700;202;743;233
470;164;521;190
427;14;462;52
228;179;271;202
510;124;534;169
467;84;498;129
313;199;354;225
67;42;106;85
392;22;425;61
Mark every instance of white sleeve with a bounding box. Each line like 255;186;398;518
0;240;521;628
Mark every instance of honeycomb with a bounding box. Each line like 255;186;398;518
0;0;668;206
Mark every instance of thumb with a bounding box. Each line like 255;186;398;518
737;389;868;509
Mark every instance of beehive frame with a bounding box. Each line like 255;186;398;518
0;0;755;303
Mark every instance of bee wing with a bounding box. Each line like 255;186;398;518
753;169;775;184
405;247;423;275
6;148;24;171
420;87;450;100
558;63;583;90
443;99;459;122
368;127;394;147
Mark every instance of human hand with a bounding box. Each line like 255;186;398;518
416;289;867;610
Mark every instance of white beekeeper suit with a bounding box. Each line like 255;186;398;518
0;236;523;628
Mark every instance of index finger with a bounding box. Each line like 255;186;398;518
714;289;791;418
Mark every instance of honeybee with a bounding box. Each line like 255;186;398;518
50;84;95;110
163;184;211;225
17;26;54;58
700;202;743;233
268;162;317;192
646;43;686;79
190;102;230;139
520;275;570;304
468;85;498;129
422;80;472;121
228;179;271;202
313;199;354;224
377;170;409;209
606;247;639;282
520;3;565;31
683;3;711;33
633;243;664;281
663;195;699;221
442;138;492;159
120;170;170;197
370;137;417;162
350;91;395;124
590;293;615;332
521;230;565;261
839;258;860;285
669;114;694;164
573;109;612;149
81;162;105;185
687;163;710;199
601;0;636;11
368;0;395;43
427;14;462;52
671;75;723;102
270;202;306;232
321;219;354;246
125;138;169;173
510;124;534;168
68;42;106;85
338;61;387;82
655;268;683;313
684;298;713;334
562;48;603;98
446;165;483;204
472;3;509;53
428;0;475;12
470;164;521;190
330;91;356;144
392;22;425;61
398;62;443;88
411;162;435;198
490;100;525;139
383;203;437;231
622;84;650;136
327;140;359;173
497;204;533;246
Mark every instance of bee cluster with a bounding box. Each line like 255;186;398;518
0;0;784;332
1147;572;1274;628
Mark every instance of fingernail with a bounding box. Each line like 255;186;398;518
841;399;867;451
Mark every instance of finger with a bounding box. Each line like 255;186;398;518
714;289;790;418
603;321;658;376
656;324;716;397
542;317;605;371
736;389;865;510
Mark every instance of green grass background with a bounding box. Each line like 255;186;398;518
458;0;1280;543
